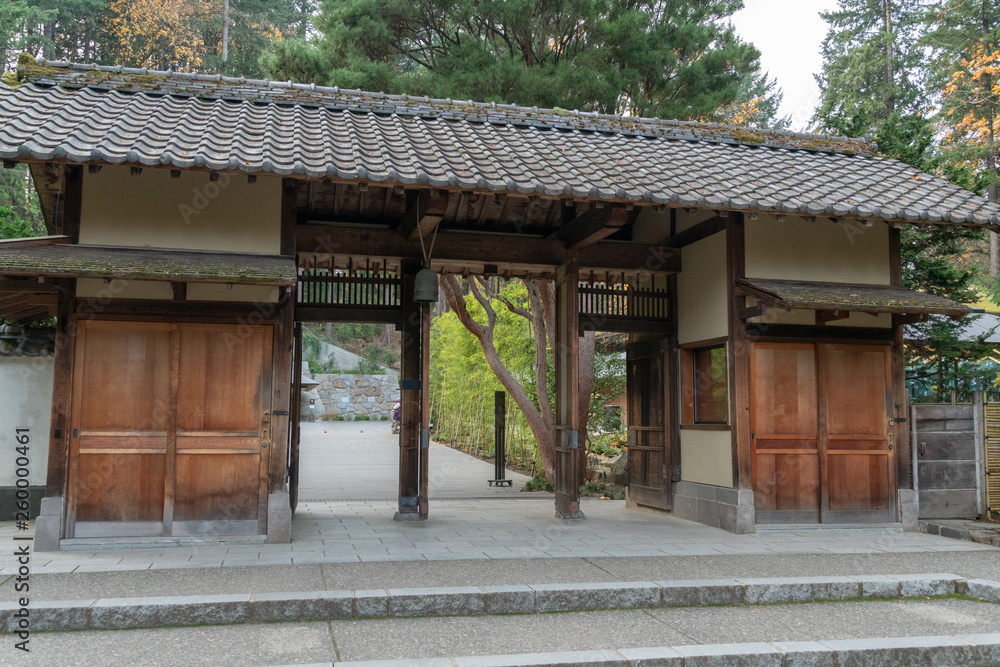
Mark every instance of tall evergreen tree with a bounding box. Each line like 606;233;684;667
263;0;763;121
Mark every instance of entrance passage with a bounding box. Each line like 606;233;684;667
751;342;895;524
68;321;272;538
625;335;672;510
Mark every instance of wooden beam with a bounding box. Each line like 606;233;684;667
0;277;61;293
739;302;767;320
171;282;187;301
294;306;404;326
548;205;629;249
744;324;894;344
894;313;929;326
297;225;681;275
815;309;850;325
0;235;72;248
396;190;448;241
666;215;726;247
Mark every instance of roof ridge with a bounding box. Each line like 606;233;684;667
23;57;874;155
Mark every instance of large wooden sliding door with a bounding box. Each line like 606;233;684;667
625;335;671;510
751;342;894;524
68;321;272;539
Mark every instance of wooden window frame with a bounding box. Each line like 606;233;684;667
680;337;730;429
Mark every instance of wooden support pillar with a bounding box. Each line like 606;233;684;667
62;165;82;242
667;274;681;482
45;279;76;499
289;322;303;513
396;261;426;520
554;260;584;519
889;227;910;490
726;212;752;490
269;289;294;495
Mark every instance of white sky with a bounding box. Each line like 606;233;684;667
731;0;842;130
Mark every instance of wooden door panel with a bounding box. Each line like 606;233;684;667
173;323;270;526
70;322;172;535
178;325;264;432
751;343;819;519
819;344;894;521
827;453;891;512
754;453;820;512
173;453;259;521
76;453;165;522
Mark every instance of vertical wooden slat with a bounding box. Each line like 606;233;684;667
727;212;752;490
162;324;181;535
280;179;297;256
62;165;83;242
289;323;302;513
420;300;431;515
889;227;909;493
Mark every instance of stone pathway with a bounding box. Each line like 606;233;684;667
299;421;533;501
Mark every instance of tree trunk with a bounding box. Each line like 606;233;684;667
221;0;230;69
883;0;894;118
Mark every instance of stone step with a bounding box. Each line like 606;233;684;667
3;573;997;633
268;635;1000;667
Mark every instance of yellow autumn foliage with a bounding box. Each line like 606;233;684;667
102;0;208;71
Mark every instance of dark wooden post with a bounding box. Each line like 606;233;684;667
889;227;910;491
726;212;752;490
396;261;426;520
45;279;77;499
420;299;431;515
554;260;584;519
289;322;303;513
269;288;294;495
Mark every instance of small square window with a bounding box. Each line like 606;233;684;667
693;345;728;423
681;343;728;426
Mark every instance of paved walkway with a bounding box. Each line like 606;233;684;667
299;421;532;501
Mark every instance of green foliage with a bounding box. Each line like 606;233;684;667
579;480;625;499
264;0;764;122
522;474;553;492
589;431;626;458
429;280;541;469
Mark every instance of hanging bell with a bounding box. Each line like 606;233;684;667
414;267;439;303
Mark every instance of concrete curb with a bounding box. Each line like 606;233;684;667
0;573;988;632
269;633;1000;667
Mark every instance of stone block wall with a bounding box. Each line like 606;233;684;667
311;374;400;421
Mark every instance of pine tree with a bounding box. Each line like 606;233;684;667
263;0;763;122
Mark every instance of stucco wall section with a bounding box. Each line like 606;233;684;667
747;303;892;329
188;284;282;303
0;356;53;487
745;214;890;284
80;166;282;254
680;429;733;487
77;278;173;300
677;232;728;344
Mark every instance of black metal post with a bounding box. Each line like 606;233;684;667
489;390;511;486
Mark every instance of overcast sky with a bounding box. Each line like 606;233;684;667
731;0;842;131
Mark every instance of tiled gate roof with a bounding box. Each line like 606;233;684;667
2;59;999;227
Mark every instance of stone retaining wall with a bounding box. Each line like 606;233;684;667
311;373;399;421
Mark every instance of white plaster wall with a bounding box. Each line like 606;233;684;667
80;166;282;254
77;278;174;300
747;303;892;329
187;284;282;303
0;356;53;486
745;214;890;284
677;233;728;344
679;429;733;487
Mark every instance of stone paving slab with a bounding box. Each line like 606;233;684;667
2;496;997;576
0;573;989;632
270;632;1000;667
